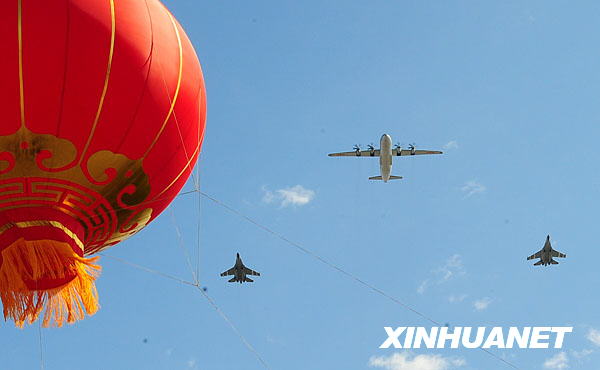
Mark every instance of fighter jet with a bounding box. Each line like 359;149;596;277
220;253;261;283
527;235;567;266
328;134;442;182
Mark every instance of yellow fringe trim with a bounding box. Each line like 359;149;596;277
0;238;101;328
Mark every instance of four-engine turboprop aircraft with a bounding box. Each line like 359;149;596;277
328;134;443;182
220;253;261;283
527;235;567;266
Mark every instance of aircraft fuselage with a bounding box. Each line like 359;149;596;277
539;240;553;265
379;134;393;182
234;255;245;283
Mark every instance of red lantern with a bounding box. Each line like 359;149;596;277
0;0;206;327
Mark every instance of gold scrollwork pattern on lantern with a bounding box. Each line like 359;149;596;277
0;127;153;255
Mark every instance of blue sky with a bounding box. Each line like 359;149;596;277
4;1;600;369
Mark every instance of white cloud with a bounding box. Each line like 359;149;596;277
543;352;569;369
417;280;430;295
448;294;467;303
586;328;600;346
443;141;459;150
461;181;486;198
187;358;197;369
437;255;465;282
418;255;465;294
262;185;315;207
571;349;593;359
369;352;465;370
473;297;493;311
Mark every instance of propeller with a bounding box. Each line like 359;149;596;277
353;144;361;152
394;142;402;150
367;143;375;151
408;143;416;151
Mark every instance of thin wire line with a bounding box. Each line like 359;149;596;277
37;292;45;370
194;285;270;369
98;253;196;287
195;161;202;285
198;191;519;369
99;253;270;369
170;208;198;285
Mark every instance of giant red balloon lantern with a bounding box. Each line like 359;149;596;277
0;0;206;327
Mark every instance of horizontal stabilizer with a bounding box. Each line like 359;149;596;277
368;175;403;180
534;260;543;266
244;277;254;283
550;259;559;265
228;277;237;282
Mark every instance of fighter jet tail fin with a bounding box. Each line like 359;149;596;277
534;260;543;266
228;277;237;283
369;175;403;180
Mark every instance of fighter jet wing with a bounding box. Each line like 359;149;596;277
393;149;443;156
243;267;260;276
551;250;566;258
220;268;236;276
527;251;542;260
328;150;380;157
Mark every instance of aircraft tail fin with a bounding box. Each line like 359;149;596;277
228;277;237;283
368;175;403;180
534;260;543;266
244;277;254;283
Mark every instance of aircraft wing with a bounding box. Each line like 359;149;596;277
527;251;542;260
220;267;236;276
551;250;566;258
243;267;261;276
393;149;443;156
328;149;380;157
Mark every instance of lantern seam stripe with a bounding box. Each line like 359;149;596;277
78;0;116;165
167;83;203;191
141;11;183;160
17;0;25;127
154;142;200;199
0;220;84;253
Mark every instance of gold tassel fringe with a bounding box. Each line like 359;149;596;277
0;238;101;327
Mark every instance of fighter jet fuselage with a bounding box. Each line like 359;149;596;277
220;253;261;283
527;235;566;266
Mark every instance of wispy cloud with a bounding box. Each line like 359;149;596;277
461;181;486;198
571;349;593;359
443;141;459;150
262;185;315;207
369;352;465;370
473;297;493;311
417;280;430;295
187;357;198;369
418;255;466;294
586;328;600;346
448;294;467;303
543;352;569;369
438;255;465;282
